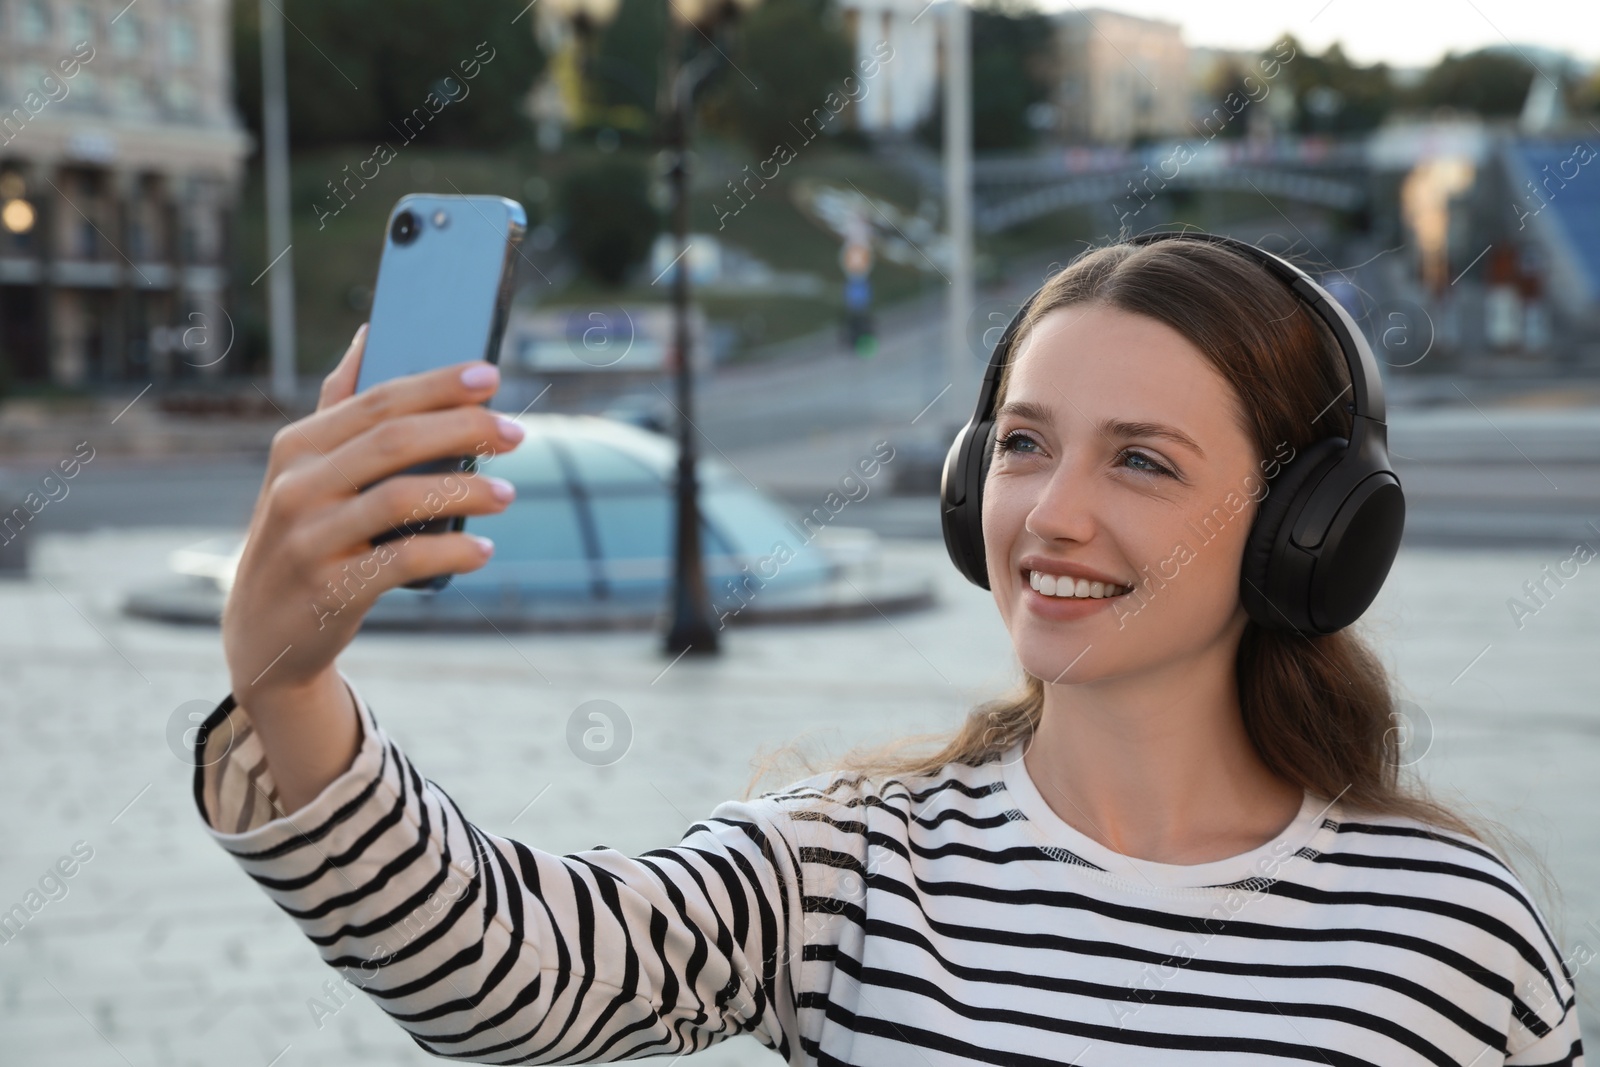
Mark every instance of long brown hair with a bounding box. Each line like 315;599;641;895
742;236;1552;899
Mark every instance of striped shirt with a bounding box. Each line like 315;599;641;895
192;672;1584;1066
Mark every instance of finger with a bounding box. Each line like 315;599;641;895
388;530;497;591
303;468;515;559
282;355;500;468
288;404;522;504
317;323;369;413
315;531;495;612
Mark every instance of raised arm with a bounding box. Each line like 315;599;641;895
192;675;809;1063
219;323;520;815
201;327;813;1062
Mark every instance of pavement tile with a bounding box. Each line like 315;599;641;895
0;528;1594;1062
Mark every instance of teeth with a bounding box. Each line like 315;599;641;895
1027;571;1129;599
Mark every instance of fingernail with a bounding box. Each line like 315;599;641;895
495;415;524;443
470;535;495;557
461;363;498;389
487;476;515;502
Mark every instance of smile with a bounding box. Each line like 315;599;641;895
1025;569;1132;599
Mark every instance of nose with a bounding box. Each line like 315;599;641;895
1022;448;1099;546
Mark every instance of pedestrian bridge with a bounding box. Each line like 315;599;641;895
963;135;1372;233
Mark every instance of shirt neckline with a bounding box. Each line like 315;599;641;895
997;739;1336;890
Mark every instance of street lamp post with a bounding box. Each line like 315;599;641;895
546;0;757;657
661;32;717;655
660;0;758;657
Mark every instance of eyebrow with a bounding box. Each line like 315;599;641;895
994;399;1207;459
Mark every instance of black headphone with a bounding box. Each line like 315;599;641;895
939;230;1405;637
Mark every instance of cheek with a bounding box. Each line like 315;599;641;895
1154;500;1252;609
980;481;1023;591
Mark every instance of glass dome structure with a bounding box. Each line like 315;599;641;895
127;414;936;633
453;414;835;607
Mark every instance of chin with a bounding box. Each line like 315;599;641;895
1013;628;1105;686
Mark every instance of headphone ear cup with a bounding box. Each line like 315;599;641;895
1239;437;1347;633
1304;467;1405;632
940;420;994;589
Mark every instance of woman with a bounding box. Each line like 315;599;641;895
194;237;1583;1065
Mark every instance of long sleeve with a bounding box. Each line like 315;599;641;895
189;670;809;1064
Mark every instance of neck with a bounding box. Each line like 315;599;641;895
1022;628;1303;866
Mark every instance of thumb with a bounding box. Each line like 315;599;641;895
318;323;368;412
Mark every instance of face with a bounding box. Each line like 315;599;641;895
982;302;1270;687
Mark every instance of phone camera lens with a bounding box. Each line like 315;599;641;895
391;209;419;245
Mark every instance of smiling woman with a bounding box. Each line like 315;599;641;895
191;236;1582;1067
738;234;1584;1064
794;236;1441;828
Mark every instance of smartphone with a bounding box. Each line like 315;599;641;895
356;193;527;591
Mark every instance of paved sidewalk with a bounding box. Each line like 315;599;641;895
0;528;1596;1064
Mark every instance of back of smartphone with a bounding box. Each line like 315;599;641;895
358;193;526;591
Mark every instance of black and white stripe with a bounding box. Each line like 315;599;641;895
192;674;1584;1066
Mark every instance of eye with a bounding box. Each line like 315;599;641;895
994;429;1038;456
1118;448;1176;478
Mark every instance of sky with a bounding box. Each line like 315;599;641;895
1038;1;1600;70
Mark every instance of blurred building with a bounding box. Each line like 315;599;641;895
1045;7;1190;145
835;0;938;136
0;0;249;389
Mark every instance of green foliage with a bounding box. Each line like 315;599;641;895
970;1;1054;150
704;0;856;155
1272;35;1395;134
1409;49;1537;117
558;157;661;286
1199;60;1255;140
917;0;1055;151
232;0;545;149
588;0;666;134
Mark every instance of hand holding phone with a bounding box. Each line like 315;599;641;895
355;193;526;590
219;329;523;808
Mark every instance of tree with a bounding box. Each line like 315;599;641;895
588;0;667;137
232;0;546;149
558;158;661;286
1199;58;1253;141
1273;35;1396;134
701;0;856;156
1409;48;1538;117
971;0;1054;149
918;0;1055;151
